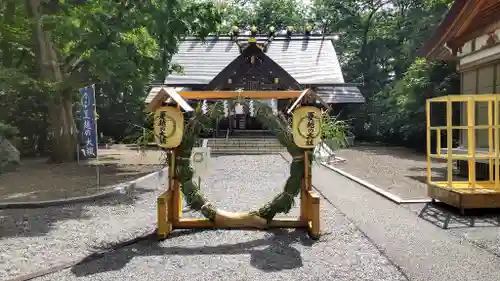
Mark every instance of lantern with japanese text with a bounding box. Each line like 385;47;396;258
292;106;322;148
153;106;183;148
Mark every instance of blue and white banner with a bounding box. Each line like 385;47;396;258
79;85;98;159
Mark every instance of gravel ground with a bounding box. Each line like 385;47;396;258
404;203;500;258
0;168;166;280
313;165;500;281
6;155;407;281
0;145;164;203
335;144;453;200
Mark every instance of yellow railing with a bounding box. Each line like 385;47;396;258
426;94;500;189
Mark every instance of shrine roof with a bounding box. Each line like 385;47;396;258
147;35;364;104
164;36;344;86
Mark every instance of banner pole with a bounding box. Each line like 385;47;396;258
92;84;100;188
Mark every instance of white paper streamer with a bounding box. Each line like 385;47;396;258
271;99;278;115
223;100;229;117
249;100;255;117
201;100;208;114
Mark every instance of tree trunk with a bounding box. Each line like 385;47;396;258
26;0;76;163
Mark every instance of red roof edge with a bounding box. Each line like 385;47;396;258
419;0;467;58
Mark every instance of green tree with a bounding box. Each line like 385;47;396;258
1;0;221;162
217;0;309;33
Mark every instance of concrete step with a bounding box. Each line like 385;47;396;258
209;146;284;150
208;139;281;143
211;149;284;155
206;138;285;156
207;139;282;146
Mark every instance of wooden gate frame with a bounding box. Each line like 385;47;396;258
149;88;322;239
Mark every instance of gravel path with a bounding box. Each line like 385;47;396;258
335;145;451;200
313;165;500;281
6;155;407;281
0;168;166;280
404;203;500;258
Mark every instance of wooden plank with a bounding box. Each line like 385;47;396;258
174;217;306;229
287;89;311;114
164;88;194;112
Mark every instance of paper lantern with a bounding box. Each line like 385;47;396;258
154;106;184;148
292;106;322;148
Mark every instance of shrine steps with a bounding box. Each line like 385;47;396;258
206;137;286;155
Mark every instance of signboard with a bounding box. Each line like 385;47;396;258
154;106;184;148
292;106;322;148
191;147;211;178
79;85;98;159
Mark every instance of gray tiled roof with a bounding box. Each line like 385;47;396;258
166;36;346;85
153;36;364;104
316;87;365;103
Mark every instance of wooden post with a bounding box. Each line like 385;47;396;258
304;150;320;239
467;97;476;188
495;96;499;189
171;150;182;223
426;100;432;185
308;190;320;239
167;150;175;222
300;152;309;223
157;191;172;238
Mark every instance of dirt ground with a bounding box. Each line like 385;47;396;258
0;145;165;203
335;143;451;200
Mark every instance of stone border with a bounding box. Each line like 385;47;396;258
0;168;167;209
320;162;432;204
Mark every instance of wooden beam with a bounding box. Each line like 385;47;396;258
174;217;307;229
178;90;303;99
144;89;168;112
163;88;194;112
287;88;330;114
423;0;478;59
448;7;500;49
144;87;194;112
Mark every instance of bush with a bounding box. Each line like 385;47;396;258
0;121;18;139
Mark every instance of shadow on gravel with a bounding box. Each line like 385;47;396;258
406;166;467;184
71;228;315;276
0;187;155;238
419;202;500;229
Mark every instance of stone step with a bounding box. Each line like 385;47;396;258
208;138;281;142
209;143;283;147
206;137;285;155
207;139;282;145
211;145;285;152
211;148;284;155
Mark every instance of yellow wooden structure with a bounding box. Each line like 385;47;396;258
426;94;500;213
151;89;321;239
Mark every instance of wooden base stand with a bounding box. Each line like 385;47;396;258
157;150;321;239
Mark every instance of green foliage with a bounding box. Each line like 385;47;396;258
0;0;223;157
321;112;351;150
1;0;460;157
369;59;459;150
0;121;18;139
217;0;308;33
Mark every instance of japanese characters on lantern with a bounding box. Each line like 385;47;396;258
154;106;184;148
292;106;322;148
